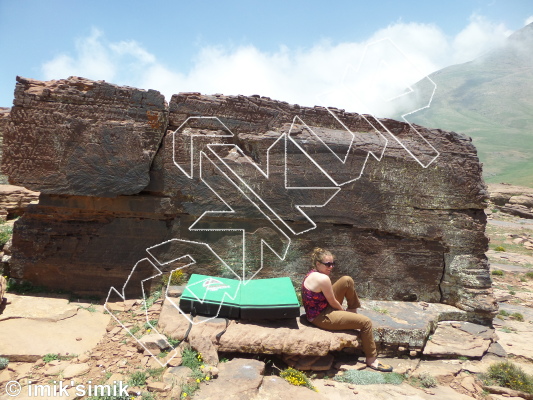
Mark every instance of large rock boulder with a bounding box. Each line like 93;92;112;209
0;184;39;221
0;108;10;184
488;183;533;219
1;76;168;197
0;77;495;322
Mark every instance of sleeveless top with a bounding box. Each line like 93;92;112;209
301;269;328;321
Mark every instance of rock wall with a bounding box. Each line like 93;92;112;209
0;108;10;184
0;76;496;322
0;185;39;221
488;183;533;219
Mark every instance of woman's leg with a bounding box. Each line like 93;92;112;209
312;308;377;360
332;276;361;310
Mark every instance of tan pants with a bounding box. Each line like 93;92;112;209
311;276;377;359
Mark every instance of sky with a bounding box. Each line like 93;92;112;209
0;0;532;116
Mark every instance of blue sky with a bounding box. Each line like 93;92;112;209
1;0;532;113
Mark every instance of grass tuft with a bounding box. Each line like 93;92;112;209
127;370;147;387
0;222;12;247
334;370;405;385
419;372;438;388
481;361;533;394
510;312;524;322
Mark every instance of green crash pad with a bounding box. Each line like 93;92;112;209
179;274;300;319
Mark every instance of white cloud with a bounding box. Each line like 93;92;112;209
451;15;512;64
43;28;118;82
525;15;533;26
42;28;156;85
41;17;513;117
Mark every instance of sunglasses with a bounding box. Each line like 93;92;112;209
319;261;336;268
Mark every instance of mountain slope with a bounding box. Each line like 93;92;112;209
399;23;533;187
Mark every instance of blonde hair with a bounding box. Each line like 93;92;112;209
311;247;334;268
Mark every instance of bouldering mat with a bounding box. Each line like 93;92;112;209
179;274;300;319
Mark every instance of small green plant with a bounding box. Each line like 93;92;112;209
0;357;9;369
129;325;141;336
191;368;207;382
178;346;211;398
43;353;60;363
143;289;162;310
158;351;169;358
181;347;203;370
334;370;405;385
499;326;515;333
148;367;166;380
372;306;390;315
492;269;504;276
166;336;180;348
510;290;516;295
419;372;438;388
219;357;229;363
280;367;316;391
0;222;12;247
511;312;524;322
458;356;469;361
494;246;506;252
79;304;97;312
525;271;533;279
498;310;510;317
162;269;186;286
181;382;200;398
6;279;48;294
482;361;533;394
144;319;158;330
128;370;147;387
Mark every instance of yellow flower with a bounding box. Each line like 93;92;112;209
206;376;210;381
196;378;201;383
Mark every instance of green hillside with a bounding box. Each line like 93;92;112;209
395;23;533;187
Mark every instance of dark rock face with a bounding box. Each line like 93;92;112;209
0;77;496;322
0;108;10;184
1;76;168;197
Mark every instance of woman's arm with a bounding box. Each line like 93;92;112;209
316;274;344;311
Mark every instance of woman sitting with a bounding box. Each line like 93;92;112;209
301;247;392;372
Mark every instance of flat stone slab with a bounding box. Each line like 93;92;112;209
493;303;533;362
312;381;476;400
0;293;79;322
195;358;265;399
158;302;360;357
0;299;110;361
158;298;467;357
423;321;495;358
360;300;467;350
490;263;531;273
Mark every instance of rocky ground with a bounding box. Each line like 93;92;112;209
0;210;532;400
